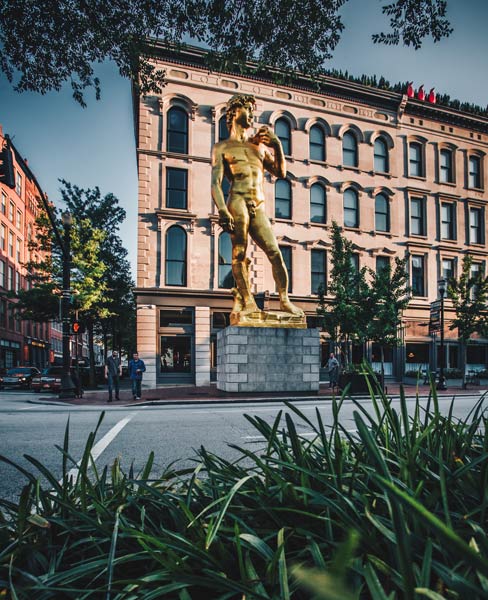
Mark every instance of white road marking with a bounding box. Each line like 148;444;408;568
64;413;137;481
18;406;36;410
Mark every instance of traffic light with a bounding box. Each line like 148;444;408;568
71;321;85;334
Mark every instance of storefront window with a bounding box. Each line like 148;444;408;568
160;336;191;372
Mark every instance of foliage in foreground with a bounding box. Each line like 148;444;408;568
1;378;488;598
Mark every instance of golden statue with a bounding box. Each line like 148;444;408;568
211;94;305;328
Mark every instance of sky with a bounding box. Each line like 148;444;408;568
1;0;488;278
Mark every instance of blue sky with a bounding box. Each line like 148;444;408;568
1;0;487;277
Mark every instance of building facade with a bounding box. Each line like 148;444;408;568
133;44;488;386
0;125;58;369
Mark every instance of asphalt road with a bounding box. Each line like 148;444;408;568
1;389;486;504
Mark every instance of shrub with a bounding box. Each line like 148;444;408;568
1;371;487;599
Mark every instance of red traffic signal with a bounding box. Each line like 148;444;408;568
71;321;85;334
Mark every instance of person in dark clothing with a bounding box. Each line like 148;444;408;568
326;353;340;389
128;352;146;400
105;350;122;402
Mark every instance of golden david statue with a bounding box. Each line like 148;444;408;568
211;93;306;328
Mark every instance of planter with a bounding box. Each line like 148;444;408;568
339;372;381;394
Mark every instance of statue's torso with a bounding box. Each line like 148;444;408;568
221;140;265;203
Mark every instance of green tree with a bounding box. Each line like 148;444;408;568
0;1;452;105
16;181;135;385
366;257;410;382
447;255;488;388
317;222;372;367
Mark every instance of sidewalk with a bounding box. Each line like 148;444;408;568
29;381;488;407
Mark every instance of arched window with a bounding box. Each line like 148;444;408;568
375;193;390;232
275;179;291;219
343;188;359;228
310;184;326;223
167;107;188;154
275;118;291;155
165;226;187;286
342;132;358;167
310;125;325;161
218;232;233;289
219;115;228;141
374;138;389;172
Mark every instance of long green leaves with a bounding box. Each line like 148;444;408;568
0;382;487;598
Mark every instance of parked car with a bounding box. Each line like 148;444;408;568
31;366;64;393
0;367;41;389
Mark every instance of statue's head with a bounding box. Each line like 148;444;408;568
225;94;256;128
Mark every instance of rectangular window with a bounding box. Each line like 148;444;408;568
166;168;188;209
410;197;425;236
8;231;14;257
470;262;483;299
409;142;423;177
1;191;6;215
0;259;5;288
441;202;455;240
439;149;453;183
15;270;21;292
9;201;14;222
1;224;5;251
280;246;292;293
8;304;15;329
376;255;390;273
469;156;481;189
159;309;193;327
350;253;359;272
442;258;454;281
0;300;5;327
311;249;326;294
8;266;14;290
411;255;425;297
15;172;22;197
16;209;22;230
160;336;191;373
469;207;484;244
16;238;21;263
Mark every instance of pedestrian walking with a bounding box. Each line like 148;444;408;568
105;350;122;403
128;352;146;400
326;352;340;389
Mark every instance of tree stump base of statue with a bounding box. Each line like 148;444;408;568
217;326;320;393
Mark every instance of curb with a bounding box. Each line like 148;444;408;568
26;388;487;408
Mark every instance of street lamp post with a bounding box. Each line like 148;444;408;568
437;278;447;390
59;210;76;399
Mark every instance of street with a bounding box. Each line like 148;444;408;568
1;389;487;504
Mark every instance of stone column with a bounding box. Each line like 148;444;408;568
136;305;157;387
194;306;211;386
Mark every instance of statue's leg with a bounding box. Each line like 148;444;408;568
250;210;304;316
231;208;258;313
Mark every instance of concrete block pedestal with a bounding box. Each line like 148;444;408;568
217;326;320;393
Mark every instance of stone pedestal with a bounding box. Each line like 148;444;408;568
217;326;320;393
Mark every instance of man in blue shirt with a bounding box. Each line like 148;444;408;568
128;352;146;400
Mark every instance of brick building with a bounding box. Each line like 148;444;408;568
133;44;488;386
0;126;58;369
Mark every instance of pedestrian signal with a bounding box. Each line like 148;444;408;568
71;321;84;334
